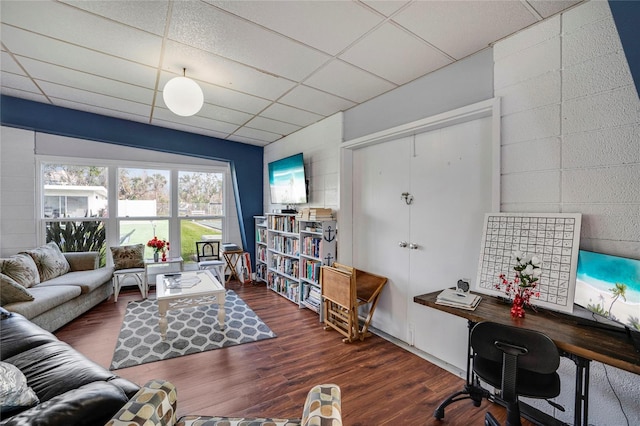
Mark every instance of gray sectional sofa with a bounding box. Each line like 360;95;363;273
0;243;114;332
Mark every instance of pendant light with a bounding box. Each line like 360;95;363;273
162;68;204;117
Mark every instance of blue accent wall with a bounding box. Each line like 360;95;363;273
0;95;263;265
609;0;640;98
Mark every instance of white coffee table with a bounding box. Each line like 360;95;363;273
156;269;225;340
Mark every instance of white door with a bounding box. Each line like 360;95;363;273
352;117;494;367
408;117;493;369
353;136;411;340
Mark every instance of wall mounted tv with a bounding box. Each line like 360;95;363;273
268;153;308;205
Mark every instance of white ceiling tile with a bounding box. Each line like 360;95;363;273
245;116;301;136
362;1;412;17
233;126;281;143
260;103;323;128
39;81;153;116
340;22;452;85
19;58;155;104
61;0;169;35
2;26;157;89
153;107;241;135
529;1;582;19
162;41;296;101
279;85;355;117
0;50;25;75
150;118;232;140
1;0;163;66
168;1;330;81
305;59;396;103
225;135;270;147
0;87;49;104
52;98;150;124
202;84;272;115
153;92;254;126
208;0;383;55
393;1;538;59
1;71;41;93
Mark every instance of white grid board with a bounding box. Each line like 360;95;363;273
474;213;582;314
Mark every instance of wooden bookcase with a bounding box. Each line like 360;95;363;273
258;214;337;312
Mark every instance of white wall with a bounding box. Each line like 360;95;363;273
0;127;37;256
263;113;342;212
495;1;639;423
0;129;241;257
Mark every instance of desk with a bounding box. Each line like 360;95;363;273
414;290;640;426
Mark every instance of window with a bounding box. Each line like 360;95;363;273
42;164;108;258
39;161;227;265
178;171;225;263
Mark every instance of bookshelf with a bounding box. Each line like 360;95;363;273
254;216;268;284
299;219;337;316
259;213;337;313
265;213;300;303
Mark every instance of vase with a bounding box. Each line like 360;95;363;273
161;251;167;262
153;251;159;262
510;294;525;318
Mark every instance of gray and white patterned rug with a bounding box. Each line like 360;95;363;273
110;290;276;370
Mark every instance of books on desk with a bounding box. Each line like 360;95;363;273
436;288;482;311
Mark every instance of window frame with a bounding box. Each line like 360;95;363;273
37;156;229;263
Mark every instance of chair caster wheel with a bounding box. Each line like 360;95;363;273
434;407;444;420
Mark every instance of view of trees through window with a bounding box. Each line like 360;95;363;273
41;162;226;264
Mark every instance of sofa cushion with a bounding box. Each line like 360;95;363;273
0;311;60;361
35;267;114;294
3;285;81;320
4;340;133;404
0;274;34;306
0;255;40;288
0;361;39;416
111;244;145;270
23;242;70;282
2;381;129;426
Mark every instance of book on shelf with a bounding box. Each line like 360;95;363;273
297;208;333;220
435;288;481;311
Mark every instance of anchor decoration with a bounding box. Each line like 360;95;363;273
324;226;336;242
324;252;334;266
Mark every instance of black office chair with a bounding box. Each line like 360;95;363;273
470;322;561;426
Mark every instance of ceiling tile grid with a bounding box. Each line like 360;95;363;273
0;0;583;146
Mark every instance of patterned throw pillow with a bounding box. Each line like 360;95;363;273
110;244;145;270
0;254;40;288
0;362;39;415
23;242;71;282
0;273;34;306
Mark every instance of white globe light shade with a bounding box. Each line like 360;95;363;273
162;76;204;116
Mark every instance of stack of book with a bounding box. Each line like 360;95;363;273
435;288;481;311
297;208;333;220
303;286;322;312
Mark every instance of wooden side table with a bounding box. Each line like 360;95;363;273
222;249;244;284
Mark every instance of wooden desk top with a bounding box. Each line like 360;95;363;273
414;290;640;375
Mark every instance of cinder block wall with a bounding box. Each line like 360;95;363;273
495;1;639;423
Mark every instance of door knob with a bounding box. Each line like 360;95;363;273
398;241;408;248
409;243;419;250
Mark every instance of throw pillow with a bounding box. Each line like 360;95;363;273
0;362;39;415
0;307;11;319
110;244;144;270
23;242;71;282
0;254;40;288
0;273;34;306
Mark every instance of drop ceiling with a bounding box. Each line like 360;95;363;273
0;0;582;146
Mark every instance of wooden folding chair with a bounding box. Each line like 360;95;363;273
321;262;388;343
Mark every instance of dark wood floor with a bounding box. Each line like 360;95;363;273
54;281;531;425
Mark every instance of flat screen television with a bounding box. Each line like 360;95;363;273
574;250;640;334
268;153;308;205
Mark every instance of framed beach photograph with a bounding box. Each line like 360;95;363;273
574;250;640;331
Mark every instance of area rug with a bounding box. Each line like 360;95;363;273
110;290;276;370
